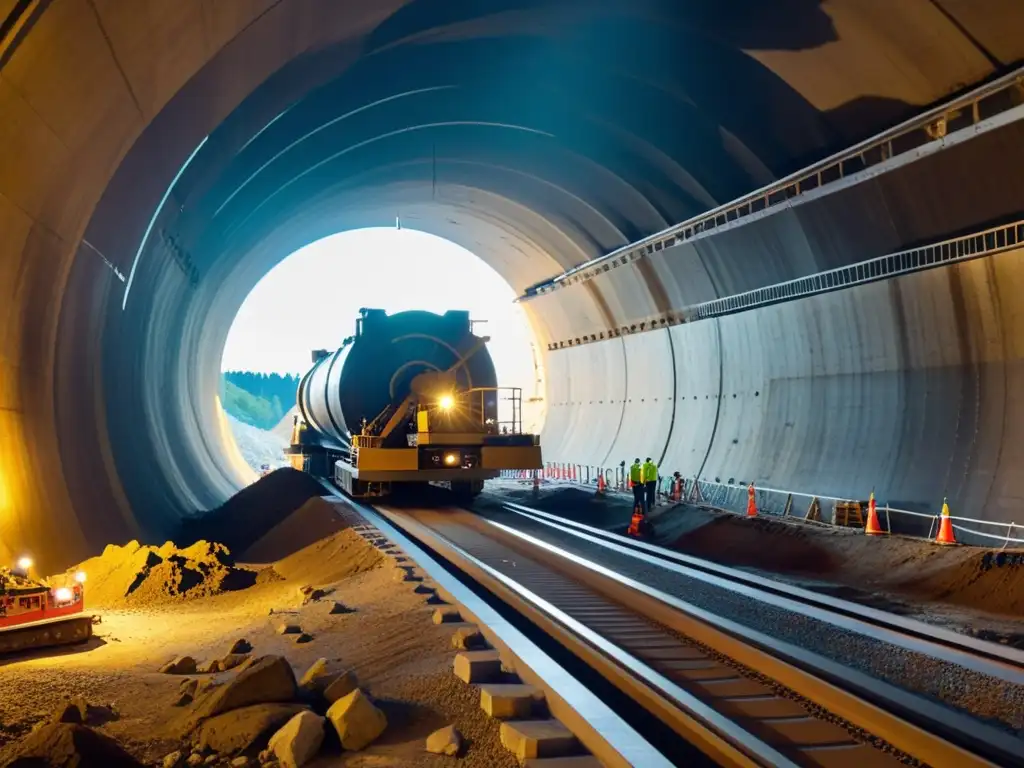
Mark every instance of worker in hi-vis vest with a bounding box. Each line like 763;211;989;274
629;458;644;513
642;457;658;514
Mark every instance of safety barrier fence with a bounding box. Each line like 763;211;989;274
520;463;1024;551
521;65;1024;300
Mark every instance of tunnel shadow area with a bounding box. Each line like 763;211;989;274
0;635;108;669
177;468;327;554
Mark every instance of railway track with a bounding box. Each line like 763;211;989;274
360;501;1024;768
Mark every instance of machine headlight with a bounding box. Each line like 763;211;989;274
444;452;459;466
438;395;454;411
75;571;87;584
17;556;32;571
54;587;72;602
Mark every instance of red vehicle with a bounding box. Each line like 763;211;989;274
0;567;86;629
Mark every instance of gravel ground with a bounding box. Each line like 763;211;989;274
0;506;517;767
469;495;1024;742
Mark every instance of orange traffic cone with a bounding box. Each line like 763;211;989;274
626;504;644;536
935;498;957;545
597;474;606;495
746;483;757;517
864;491;884;535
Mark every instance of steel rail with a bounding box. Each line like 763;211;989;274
372;504;1010;767
371;504;796;768
336;498;672;768
474;514;1019;767
502;501;1024;674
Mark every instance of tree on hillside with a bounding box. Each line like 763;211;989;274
220;370;300;429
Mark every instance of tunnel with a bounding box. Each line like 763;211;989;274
2;0;1024;571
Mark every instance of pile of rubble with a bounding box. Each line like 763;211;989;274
62;540;263;610
161;651;389;768
4;625;466;768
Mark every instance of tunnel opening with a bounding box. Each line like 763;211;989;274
5;0;1022;576
217;226;546;478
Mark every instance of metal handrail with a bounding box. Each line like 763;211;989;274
545;219;1024;350
465;386;526;434
521;66;1024;300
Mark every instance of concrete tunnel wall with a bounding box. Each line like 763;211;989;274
2;0;1024;571
543;244;1024;524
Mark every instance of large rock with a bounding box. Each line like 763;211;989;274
51;698;117;727
298;659;330;692
426;725;462;756
51;700;86;725
322;670;358;703
193;656;297;720
161;656;198;675
326;689;386;751
4;723;143;767
267;711;325;768
220;653;251;671
195;703;309;754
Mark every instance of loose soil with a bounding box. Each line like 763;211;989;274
2;496;516;768
180;467;328;553
484;479;1024;641
56;540;263;611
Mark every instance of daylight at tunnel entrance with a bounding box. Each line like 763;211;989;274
218;227;544;477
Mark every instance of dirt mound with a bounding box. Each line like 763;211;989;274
67;540;258;609
666;506;1024;617
889;548;1024;616
241;497;347;564
180;468;327;554
672;513;844;576
271;528;385;586
2;722;143;767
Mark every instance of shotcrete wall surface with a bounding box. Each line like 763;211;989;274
543;245;1024;523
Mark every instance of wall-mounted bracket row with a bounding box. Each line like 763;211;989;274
519;66;1024;302
545;219;1024;352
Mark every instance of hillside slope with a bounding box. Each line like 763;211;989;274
226;412;288;471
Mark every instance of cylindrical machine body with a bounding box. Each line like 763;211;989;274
297;309;498;447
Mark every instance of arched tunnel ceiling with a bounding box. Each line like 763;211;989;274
1;0;1022;570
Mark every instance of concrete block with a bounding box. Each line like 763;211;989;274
453;650;502;683
432;607;462;624
393;567;421;583
480;684;543;719
500;720;578;761
451;626;485;650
